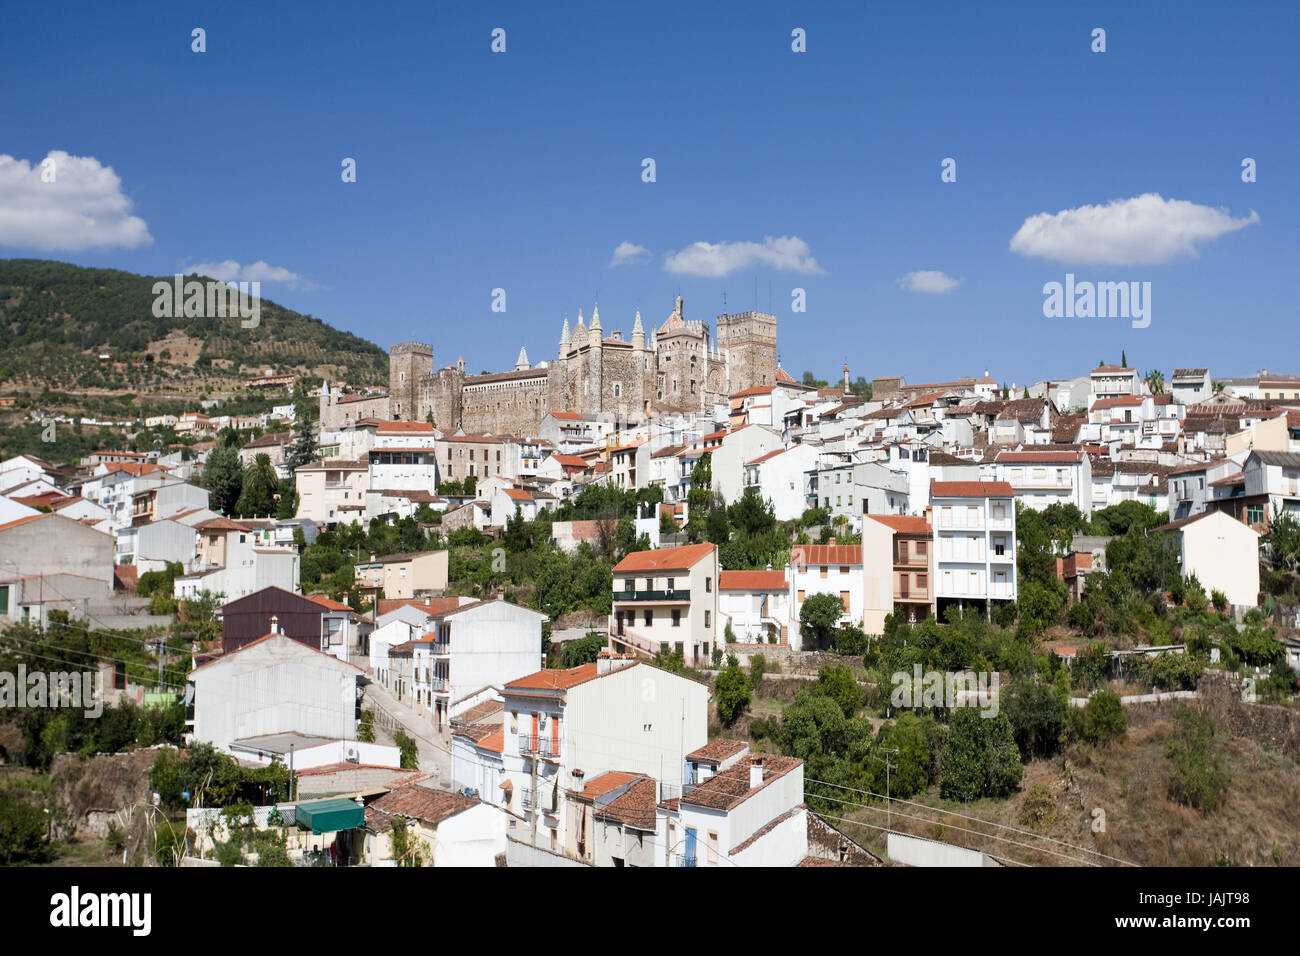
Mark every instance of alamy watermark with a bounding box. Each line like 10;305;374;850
152;274;260;328
890;665;1000;717
0;666;103;718
1042;273;1150;329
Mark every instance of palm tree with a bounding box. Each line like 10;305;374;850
1144;369;1165;395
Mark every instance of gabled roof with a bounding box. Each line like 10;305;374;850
864;514;932;535
931;480;1015;498
189;632;364;675
719;570;787;591
613;542;715;574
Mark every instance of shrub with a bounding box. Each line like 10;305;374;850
1165;707;1230;813
1017;783;1057;830
715;661;751;726
834;624;868;657
1078;690;1126;745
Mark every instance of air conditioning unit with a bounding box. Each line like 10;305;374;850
344;745;359;763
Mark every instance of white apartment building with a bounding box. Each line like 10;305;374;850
610;543;719;666
930;480;1017;616
1089;364;1142;405
985;449;1093;516
173;516;300;601
1161;510;1260;610
1171;368;1212;407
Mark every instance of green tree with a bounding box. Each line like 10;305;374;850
0;793;52;864
812;664;861;718
940;707;1023;799
686;453;714;542
201;443;243;515
1003;673;1066;759
715;659;751;725
799;593;843;651
283;416;319;473
560;633;607;667
236;453;281;517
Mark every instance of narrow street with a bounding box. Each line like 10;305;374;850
360;677;453;784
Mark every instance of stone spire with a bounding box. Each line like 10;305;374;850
589;304;602;341
576;307;586;330
559;316;570;346
631;309;644;349
516;346;530;371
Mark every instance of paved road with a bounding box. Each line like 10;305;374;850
360;678;453;783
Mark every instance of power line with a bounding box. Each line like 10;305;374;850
807;795;1099;867
806;777;1135;866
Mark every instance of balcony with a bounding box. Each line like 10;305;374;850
989;581;1014;599
671;853;698;868
614;589;691;604
521;789;535;810
430;677;448;693
431;642;450;656
894;588;930;602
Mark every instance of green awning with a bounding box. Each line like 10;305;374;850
295;798;364;834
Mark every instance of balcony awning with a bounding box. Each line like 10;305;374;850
294;797;364;834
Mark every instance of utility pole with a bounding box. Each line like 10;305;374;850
875;747;899;831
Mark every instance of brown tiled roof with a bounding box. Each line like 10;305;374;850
730;805;804;856
931;480;1014;498
686;739;749;764
682;754;802;811
791;544;862;566
365;784;478;831
597;777;658;831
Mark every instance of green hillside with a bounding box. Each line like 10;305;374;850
0;259;388;391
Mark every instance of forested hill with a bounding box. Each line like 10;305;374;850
0;259;387;391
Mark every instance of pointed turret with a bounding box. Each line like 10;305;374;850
631;309;645;349
590;304;602;342
515;346;531;371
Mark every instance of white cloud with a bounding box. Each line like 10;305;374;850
898;270;960;294
185;259;310;289
662;236;825;277
1009;193;1259;266
0;150;151;251
609;241;650;267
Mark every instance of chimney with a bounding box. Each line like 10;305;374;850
269;615;279;635
749;760;764;789
596;649;614;675
828;536;836;546
369;552;376;562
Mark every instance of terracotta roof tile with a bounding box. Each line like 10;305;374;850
612;543;715;573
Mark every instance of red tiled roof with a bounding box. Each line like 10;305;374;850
1092;364;1135;373
306;594;352;612
478;729;504;754
1092;395;1144;410
730;386;775;399
746;448;786;466
503;488;533;501
718;570;786;591
613;543;715;573
931;480;1014;498
865;514;932;535
551;411;583;421
0;513;48;533
572;771;642;801
994;450;1085;463
792;544;863;566
505;663;603;693
550;454;592;469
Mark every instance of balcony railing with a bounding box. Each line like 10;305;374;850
518;733;538;754
615;589;691;603
430;677;448;693
521;789;534;810
672;853;697;868
894;589;929;601
431;642;450;656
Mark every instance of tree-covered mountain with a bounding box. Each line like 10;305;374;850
0;259;387;390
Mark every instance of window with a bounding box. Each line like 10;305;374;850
917;573;927;590
797;589;805;602
839;566;849;575
839;590;850;607
917;540;927;556
820;566;828;578
704;610;711;628
672;610;681;627
667;577;675;591
705;576;712;593
708;831;719;865
625;578;634;592
644;610;653;627
510;712;518;733
1247;504;1265;525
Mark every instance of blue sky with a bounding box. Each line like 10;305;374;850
1;0;1294;387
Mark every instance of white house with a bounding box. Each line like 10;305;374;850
189;628;361;753
718;569;791;644
741;442;820;521
1160;509;1260;609
985;448;1093;516
788;542;864;638
609;542;720;667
